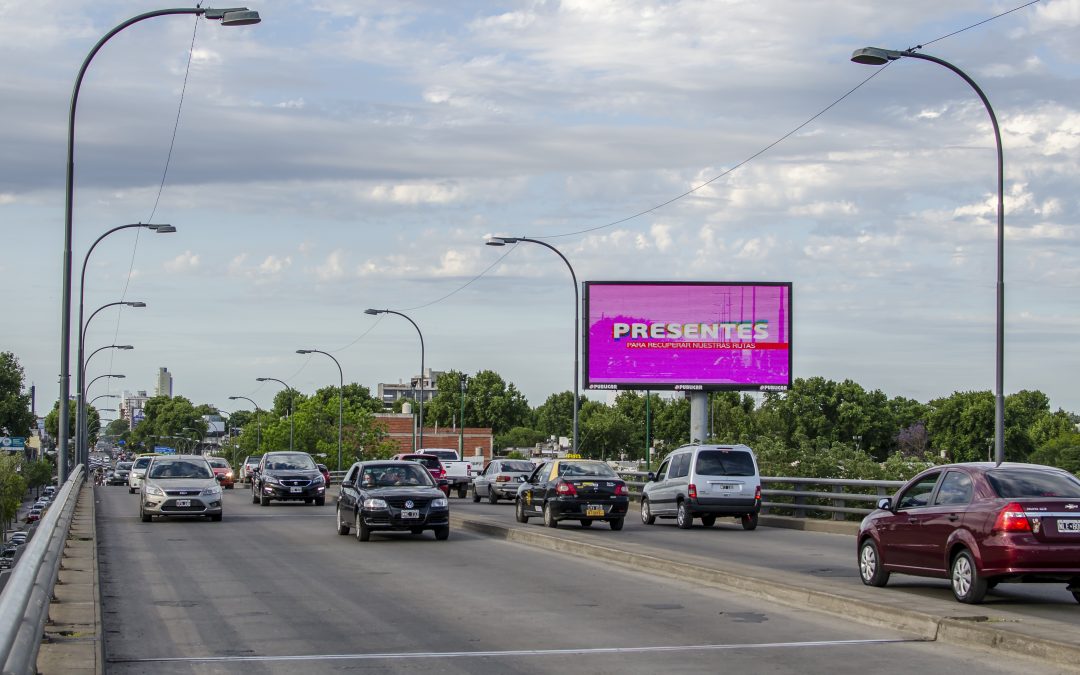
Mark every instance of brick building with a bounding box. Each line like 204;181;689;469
374;413;493;463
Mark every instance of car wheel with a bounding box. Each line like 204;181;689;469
640;499;656;525
701;515;716;528
457;485;468;499
543;502;559;528
488;487;499;505
951;550;988;604
741;512;759;531
355;512;371;542
515;499;529;523
1072;589;1080;605
676;501;693;529
579;519;593;527
858;539;890;587
434;525;450;541
140;510;151;523
609;518;624;531
336;506;350;535
260;494;270;507
472;486;481;503
315;496;325;507
209;513;223;522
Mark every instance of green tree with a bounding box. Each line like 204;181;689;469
534;391;575;440
926;391;994;463
651;395;690;449
426;370;530;436
707;391;758;443
0;352;34;437
24;459;53;498
1028;432;1080;476
45;400;100;450
579;403;635;460
129;396;208;450
0;455;27;538
494;426;547;452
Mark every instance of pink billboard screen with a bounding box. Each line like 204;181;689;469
584;282;792;392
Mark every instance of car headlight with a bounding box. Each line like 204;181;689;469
312;474;324;485
144;485;165;497
202;485;222;496
432;497;448;508
363;498;388;509
264;475;281;485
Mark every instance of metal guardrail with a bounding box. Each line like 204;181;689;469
0;465;85;675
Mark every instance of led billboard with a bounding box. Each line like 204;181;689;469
584;281;792;392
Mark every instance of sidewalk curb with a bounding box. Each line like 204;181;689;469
452;514;1080;670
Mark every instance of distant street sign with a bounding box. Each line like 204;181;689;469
154;446;176;454
1;437;27;451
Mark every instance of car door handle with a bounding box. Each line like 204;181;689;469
948;514;959;522
907;517;919;524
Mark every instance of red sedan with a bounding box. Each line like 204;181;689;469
205;457;236;489
858;462;1080;604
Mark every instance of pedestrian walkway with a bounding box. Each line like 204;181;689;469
35;482;101;675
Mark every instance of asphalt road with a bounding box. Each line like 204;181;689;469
453;495;1079;617
94;485;1074;674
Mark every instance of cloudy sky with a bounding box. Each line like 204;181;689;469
3;0;1079;421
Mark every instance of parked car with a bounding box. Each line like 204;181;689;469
43;486;57;497
8;532;28;547
251;451;326;506
241;456;261;484
334;461;450;541
640;443;762;530
25;508;42;523
139;455;224;522
316;463;331;488
205;457;236;489
420;449;473;498
393;454;449;496
472;458;536;503
858;462;1080;604
109;461;133;486
515;459;629;530
0;547;14;569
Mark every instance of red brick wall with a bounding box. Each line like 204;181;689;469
374;414;493;462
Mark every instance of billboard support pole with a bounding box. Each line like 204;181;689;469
689;392;707;444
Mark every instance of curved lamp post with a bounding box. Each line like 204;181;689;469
228;396;262;454
57;6;261;483
852;46;1005;465
486;236;579;453
78;303;143;466
297;349;344;471
365;309;425;451
256;377;295;452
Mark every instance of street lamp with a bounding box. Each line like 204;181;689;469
228;396;262;455
486;236;580;453
89;393;118;406
78;304;143;466
256;377;295;452
297;349;345;471
365;309;425;450
57;6;262;483
852;46;1005;465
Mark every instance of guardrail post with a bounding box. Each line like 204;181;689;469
793;483;805;519
832;484;845;521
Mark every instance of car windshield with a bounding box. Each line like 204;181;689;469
265;454;317;471
695;450;756;477
986;469;1080;498
245;457;260;465
149;460;213;480
362;464;435;488
558;461;617;478
500;461;534;473
207;458;229;469
116;462;133;470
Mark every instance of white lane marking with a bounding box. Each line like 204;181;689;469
112;638;926;663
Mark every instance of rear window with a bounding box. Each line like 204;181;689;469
558;462;617;478
424;450;458;461
406;456;441;469
500;461;534;473
986;469;1080;498
117;462;133;470
695;450;756;477
133;457;153;469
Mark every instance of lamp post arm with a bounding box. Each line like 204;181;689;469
380;311;425;450
305;349;345;471
898;51;1005;466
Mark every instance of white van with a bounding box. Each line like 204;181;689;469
640;443;762;530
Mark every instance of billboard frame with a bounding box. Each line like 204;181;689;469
582;280;793;393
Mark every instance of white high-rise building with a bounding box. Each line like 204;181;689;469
155;367;173;398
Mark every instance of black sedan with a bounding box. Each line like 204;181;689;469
335;461;450;541
515;459;629;530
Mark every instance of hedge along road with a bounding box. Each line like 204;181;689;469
89;486;1070;675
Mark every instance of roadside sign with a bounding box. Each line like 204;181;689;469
1;437;27;452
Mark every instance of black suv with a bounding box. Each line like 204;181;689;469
251;451;326;506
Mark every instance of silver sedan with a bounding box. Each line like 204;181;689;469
139;455;224;522
471;459;536;504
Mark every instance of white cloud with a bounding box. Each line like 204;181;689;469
315;249;347;281
164;251;200;273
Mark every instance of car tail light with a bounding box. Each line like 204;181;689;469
754;485;761;502
556;481;577;496
688;483;697;499
496;475;510;482
993;502;1032;533
615;483;627;496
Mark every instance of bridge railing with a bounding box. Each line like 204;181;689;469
0;465;85;675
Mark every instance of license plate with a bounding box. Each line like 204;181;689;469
401;509;420;519
175;499;191;507
586;506;605;517
290;487;302;493
713;483;739;492
1057;519;1080;532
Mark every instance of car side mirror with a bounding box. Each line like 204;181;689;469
647;472;656;482
340;480;354;489
877;497;893;511
215;474;225;482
